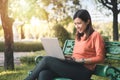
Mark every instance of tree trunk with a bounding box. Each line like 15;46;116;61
112;0;119;41
0;0;14;70
113;12;118;41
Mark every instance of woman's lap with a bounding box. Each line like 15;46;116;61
40;56;93;80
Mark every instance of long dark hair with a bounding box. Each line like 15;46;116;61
73;9;94;41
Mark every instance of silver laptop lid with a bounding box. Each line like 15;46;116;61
41;38;65;59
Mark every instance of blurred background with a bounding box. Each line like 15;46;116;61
0;0;120;42
0;0;120;80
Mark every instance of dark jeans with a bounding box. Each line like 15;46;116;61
25;56;93;80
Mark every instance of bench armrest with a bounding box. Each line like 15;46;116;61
94;64;120;80
106;66;120;80
35;56;43;64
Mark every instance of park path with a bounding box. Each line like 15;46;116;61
0;52;30;66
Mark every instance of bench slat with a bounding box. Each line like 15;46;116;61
105;42;120;54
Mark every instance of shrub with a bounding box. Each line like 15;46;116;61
0;41;43;52
0;41;5;51
20;51;46;64
102;36;109;41
20;56;35;64
13;41;43;52
52;24;71;46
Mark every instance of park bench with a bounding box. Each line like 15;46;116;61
34;40;120;80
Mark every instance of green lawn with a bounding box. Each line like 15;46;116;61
0;64;34;80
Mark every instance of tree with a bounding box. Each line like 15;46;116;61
97;0;120;41
9;0;49;22
39;0;80;23
0;0;14;70
9;0;49;39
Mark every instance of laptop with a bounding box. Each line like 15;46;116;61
41;38;65;59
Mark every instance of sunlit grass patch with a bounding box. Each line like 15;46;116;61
0;64;34;80
91;75;109;80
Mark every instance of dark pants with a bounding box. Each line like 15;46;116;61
25;56;93;80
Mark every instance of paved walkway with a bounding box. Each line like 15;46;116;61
0;52;30;66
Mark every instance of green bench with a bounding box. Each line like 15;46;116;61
35;40;120;80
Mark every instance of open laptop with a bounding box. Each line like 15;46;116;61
41;38;65;59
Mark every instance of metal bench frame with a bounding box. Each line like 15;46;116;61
35;40;120;80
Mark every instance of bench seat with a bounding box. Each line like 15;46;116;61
34;56;120;80
34;40;120;80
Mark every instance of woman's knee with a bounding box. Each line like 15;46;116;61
38;70;55;80
39;70;52;77
42;56;53;61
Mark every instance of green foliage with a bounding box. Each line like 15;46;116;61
9;0;48;21
20;56;35;65
0;42;5;51
14;41;43;52
0;41;43;52
102;36;109;41
20;51;46;64
104;59;120;67
52;24;71;46
60;16;73;26
73;0;80;5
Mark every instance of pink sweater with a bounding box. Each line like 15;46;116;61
72;31;105;70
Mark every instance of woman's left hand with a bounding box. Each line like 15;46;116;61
75;58;85;64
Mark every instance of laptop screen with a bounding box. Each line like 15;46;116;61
41;38;65;59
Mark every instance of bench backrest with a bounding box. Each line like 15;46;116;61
62;40;120;60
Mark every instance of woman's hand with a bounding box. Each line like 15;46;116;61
75;58;85;64
65;55;75;61
75;58;92;64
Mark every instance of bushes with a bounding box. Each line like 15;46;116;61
102;36;110;41
0;41;4;51
20;51;45;64
52;24;71;46
0;41;43;52
13;41;43;52
20;56;36;64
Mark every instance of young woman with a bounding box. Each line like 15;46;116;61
24;9;105;80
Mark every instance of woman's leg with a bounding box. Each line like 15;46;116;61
41;57;93;80
25;56;52;80
38;70;58;80
25;56;93;80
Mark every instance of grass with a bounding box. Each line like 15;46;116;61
91;75;109;80
0;64;34;80
0;51;44;80
0;51;119;80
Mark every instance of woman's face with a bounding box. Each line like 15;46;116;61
74;18;88;33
